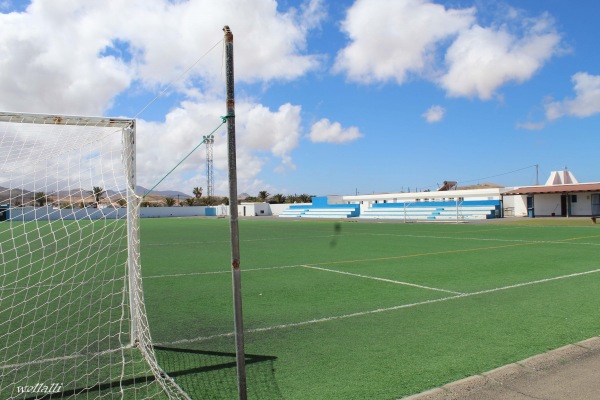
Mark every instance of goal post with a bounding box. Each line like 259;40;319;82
0;112;189;399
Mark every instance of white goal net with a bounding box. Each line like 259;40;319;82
0;112;189;399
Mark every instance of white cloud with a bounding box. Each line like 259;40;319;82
545;72;600;120
309;118;362;143
334;0;475;84
334;0;561;100
0;4;133;115
136;99;302;195
516;121;545;130
238;102;302;171
0;0;323;194
422;105;445;123
440;17;561;100
0;0;324;115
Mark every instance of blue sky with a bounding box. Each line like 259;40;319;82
1;0;599;197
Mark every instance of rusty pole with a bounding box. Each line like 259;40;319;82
223;25;247;400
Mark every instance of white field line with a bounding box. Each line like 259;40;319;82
302;265;462;294
143;233;600;280
367;233;600;246
158;267;600;346
0;344;132;370
15;267;600;365
143;264;299;279
143;234;345;247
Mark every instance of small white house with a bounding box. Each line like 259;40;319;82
238;202;272;217
502;170;600;217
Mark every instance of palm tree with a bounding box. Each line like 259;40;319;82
35;192;47;207
298;194;313;203
90;186;105;207
184;197;196;206
258;191;270;202
164;197;176;207
192;187;203;199
270;194;286;204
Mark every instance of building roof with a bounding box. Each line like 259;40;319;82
546;169;578;185
503;183;600;195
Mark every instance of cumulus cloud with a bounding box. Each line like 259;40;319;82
440;16;561;99
0;0;325;115
136;99;302;194
309;118;362;143
545;72;600;120
422;105;446;123
0;4;133;115
334;0;474;84
334;0;561;100
0;0;324;194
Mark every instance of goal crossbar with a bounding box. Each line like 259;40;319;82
0;111;134;128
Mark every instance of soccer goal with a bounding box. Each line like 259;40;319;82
0;112;189;399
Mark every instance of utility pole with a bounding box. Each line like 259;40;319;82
224;25;247;400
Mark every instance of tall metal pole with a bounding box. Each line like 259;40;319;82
224;25;247;400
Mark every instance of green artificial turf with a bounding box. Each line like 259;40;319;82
1;217;598;399
139;218;600;399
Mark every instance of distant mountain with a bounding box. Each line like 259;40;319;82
135;186;192;199
0;185;192;205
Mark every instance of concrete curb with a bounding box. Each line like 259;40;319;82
401;336;600;400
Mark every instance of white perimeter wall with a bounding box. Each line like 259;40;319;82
8;205;228;221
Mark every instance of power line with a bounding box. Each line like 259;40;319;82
134;38;223;120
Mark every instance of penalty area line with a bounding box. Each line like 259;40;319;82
159;267;600;345
302;265;462;294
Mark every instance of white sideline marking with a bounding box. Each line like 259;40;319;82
158;267;600;345
143;234;345;247
368;233;600;246
302;265;462;294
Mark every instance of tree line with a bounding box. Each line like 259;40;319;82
150;189;314;207
21;186;314;208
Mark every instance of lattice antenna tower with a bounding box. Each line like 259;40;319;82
204;134;214;197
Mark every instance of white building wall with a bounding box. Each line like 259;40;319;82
532;194;593;217
238;202;273;216
533;194;562;216
513;196;528;217
343;188;505;205
570;194;592;216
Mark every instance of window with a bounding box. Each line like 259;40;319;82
571;195;577;203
